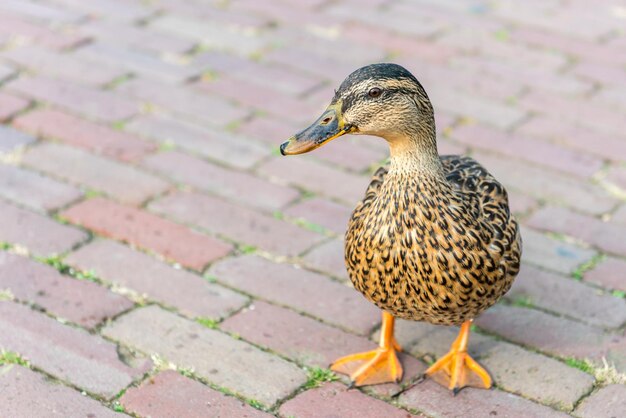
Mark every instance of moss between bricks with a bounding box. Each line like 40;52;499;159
571;254;605;281
303;366;339;390
0;350;29;367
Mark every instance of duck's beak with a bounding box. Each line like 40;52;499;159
280;101;355;155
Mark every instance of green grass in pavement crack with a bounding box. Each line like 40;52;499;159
511;295;534;308
0;350;29;367
238;244;258;255
0;242;12;251
303;366;339;390
612;290;625;298
565;357;595;374
196;317;219;329
36;255;99;283
571;254;606;281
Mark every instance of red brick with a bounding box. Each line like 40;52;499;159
575;384;626;418
127;114;268;170
0;163;81;212
15;108;156;162
231;62;323;96
8;76;138;123
103;305;307;406
451;123;602;178
143;151;299;211
0;63;16;82
150;191;323;257
61;198;232;270
222;301;375;367
0;92;29;121
527;206;626;256
0;365;120;418
509;264;626;329
0;199;87;256
116;76;248;129
0;14;85;50
208;255;380;335
121;371;272;418
0;252;133;329
573;61;626;88
280;382;421;418
0;301;150;398
303;239;349;282
258;156;371;206
0;125;36;153
235;114;305;146
22;143;168;205
311;135;389;172
593;85;626;113
585;257;626;292
2;45;125;86
66;239;248;319
473;152;617;215
605;166;626;192
613;204;626;225
48;0;155;22
508;192;538;216
398;379;568;418
284;197;352;235
0;1;83;24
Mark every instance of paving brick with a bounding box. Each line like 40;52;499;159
229;61;323;96
222;301;375;367
310;136;389;172
0;0;83;24
116;74;248;129
103;305;307;407
0;199;87;256
0;63;16;82
0;125;36;154
15;108;156;162
605;166;626;192
520;226;597;275
508;192;538;216
0;92;29;121
49;0;155;22
613;204;626;225
475;305;619;361
0;163;81;212
527;206;626;256
0;14;86;50
126;114;267;170
585;257;626;292
22;143;168;205
302;239;349;282
7;76;138;123
573;62;626;89
451;123;603;178
150;191;323;257
0;252;132;329
2;45;125;86
0;301;149;398
0;365;121;418
398;379;569;418
143;151;299;211
120;370;272;418
574;384;626;418
61;198;232;270
66;239;247;319
284;197;352;235
480;342;594;410
208;255;380;335
280;382;420;418
258;156;371;206
473;152;617;215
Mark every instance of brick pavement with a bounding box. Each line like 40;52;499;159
0;0;625;417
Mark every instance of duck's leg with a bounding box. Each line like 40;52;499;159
330;311;403;386
424;320;492;393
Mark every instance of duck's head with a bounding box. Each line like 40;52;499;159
280;63;435;156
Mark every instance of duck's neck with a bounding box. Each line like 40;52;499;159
386;123;443;177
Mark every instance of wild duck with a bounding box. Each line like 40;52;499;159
280;63;522;392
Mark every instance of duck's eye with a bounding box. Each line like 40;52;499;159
368;87;382;98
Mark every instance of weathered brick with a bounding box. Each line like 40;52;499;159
280;382;420;418
311;135;389;172
0;199;87;256
284;197;352;235
520;226;597;275
150;191;323;257
257;156;370;206
574;384;626;418
302;239;349;282
7;76;138;123
0;0;83;24
235;114;305;147
0;92;29;121
15;108;156;162
0;163;81;212
0;365;120;418
103;305;307;406
0;14;86;50
221;301;375;367
121;370;272;418
613;204;626;225
480;342;594;410
527;207;626;256
0;63;16;82
0;252;133;329
398;378;569;418
451;123;602;178
66;239;247;319
605;166;626;192
49;0;155;22
22;143;168;205
126;114;267;170
0;125;36;154
0;301;149;398
208;255;380;335
573;61;626;88
61;198;232;270
143;151;299;211
585;257;626;292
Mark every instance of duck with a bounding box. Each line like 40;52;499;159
280;63;522;393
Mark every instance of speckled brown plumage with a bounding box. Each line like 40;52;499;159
345;155;521;325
